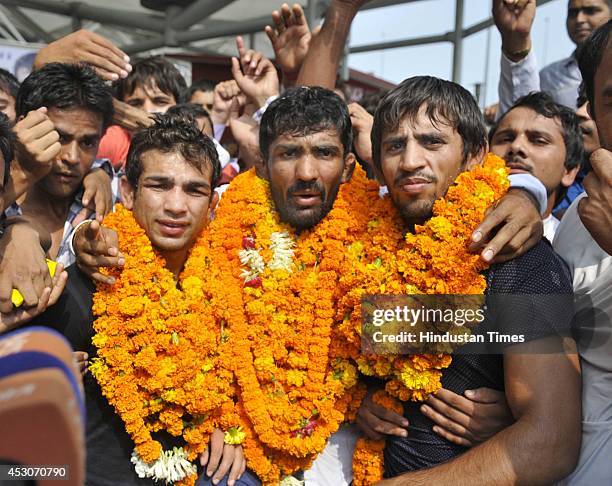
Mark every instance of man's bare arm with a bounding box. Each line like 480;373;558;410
379;338;581;485
296;0;369;88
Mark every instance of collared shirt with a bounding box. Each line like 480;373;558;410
3;159;116;268
498;50;581;117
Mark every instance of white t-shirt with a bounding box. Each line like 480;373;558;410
554;193;612;484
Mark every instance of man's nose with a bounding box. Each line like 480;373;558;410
294;153;318;182
398;141;427;173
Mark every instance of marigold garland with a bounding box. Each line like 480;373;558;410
352;390;403;486
90;153;508;485
202;168;374;484
341;154;509;484
90;204;236;486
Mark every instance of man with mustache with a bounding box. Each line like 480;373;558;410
489;91;584;241
359;75;581;485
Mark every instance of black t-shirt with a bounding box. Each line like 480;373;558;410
383;240;574;477
33;266;183;486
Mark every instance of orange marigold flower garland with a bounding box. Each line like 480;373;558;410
89;204;236;486
202;168;375;484
341;154;510;483
352;390;403;486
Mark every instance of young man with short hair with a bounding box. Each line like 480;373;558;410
98;56;186;169
358;75;581;485
5;63;114;267
188;78;216;114
490;91;584;240
34;114;256;486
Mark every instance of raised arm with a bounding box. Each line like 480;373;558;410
265;3;319;88
3;108;60;211
296;0;370;88
493;0;540;116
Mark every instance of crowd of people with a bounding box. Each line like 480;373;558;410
0;0;611;485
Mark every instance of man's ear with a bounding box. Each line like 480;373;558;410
562;164;581;188
209;190;219;218
120;176;136;210
586;101;594;120
464;143;488;171
341;152;356;184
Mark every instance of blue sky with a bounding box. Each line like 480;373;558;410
348;0;574;106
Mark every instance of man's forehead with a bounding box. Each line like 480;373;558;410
501;107;565;135
272;128;343;146
134;79;172;98
192;90;213;102
386;107;455;137
568;0;607;8
47;106;103;134
140;149;211;180
595;42;612;85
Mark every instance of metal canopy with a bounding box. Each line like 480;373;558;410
0;0;555;83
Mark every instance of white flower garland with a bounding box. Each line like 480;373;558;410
239;231;295;282
268;232;295;272
131;447;197;484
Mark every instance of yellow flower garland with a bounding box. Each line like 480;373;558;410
341;154;510;485
90;204;236;486
89;152;509;486
202;168;374;484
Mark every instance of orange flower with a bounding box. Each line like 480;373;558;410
201;168;377;483
90;205;237;481
336;154;509;483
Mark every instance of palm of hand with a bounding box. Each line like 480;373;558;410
276;27;311;74
240;67;279;101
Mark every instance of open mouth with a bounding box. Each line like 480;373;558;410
290;192;322;208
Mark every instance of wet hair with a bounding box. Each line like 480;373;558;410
16;62;113;130
125;112;220;188
259;86;352;163
115;56;186;104
371;76;487;171
577;20;612;114
491;91;585;170
0;113;14;187
186;78;216;100
0;68;19;99
167;102;212;127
